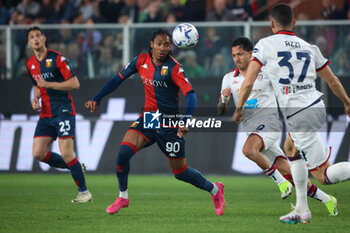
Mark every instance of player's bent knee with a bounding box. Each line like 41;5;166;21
317;172;327;185
278;168;290;176
60;153;75;163
172;164;188;180
311;172;327;185
242;146;258;160
275;159;291;176
32;150;47;161
316;176;327;185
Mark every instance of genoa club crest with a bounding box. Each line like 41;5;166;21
130;121;139;128
46;59;52;68
161;66;168;76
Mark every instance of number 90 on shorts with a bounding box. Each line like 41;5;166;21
162;140;185;158
166;142;180;156
153;128;186;159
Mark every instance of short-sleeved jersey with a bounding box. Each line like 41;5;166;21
221;68;277;123
252;31;330;109
27;49;76;118
118;53;193;114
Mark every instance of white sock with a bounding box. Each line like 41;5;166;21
325;162;350;184
308;184;331;203
210;183;219;195
119;190;128;199
264;164;287;185
315;189;331;204
290;159;309;212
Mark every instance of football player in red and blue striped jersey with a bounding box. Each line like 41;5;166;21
27;26;92;203
85;29;225;215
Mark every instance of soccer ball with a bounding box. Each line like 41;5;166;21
172;23;199;49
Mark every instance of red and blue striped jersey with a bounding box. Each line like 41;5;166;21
27;49;76;118
119;53;194;114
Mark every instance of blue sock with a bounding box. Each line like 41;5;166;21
174;165;214;192
68;158;87;192
116;143;137;192
42;152;68;169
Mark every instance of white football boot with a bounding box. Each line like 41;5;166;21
72;191;92;203
280;208;311;224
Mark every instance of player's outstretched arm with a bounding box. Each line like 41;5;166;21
233;61;261;123
86;75;124;111
36;76;80;91
318;66;350;116
217;88;231;116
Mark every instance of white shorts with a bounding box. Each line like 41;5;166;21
263;143;287;164
286;99;326;148
289;133;331;171
244;114;287;162
244;113;282;150
286;99;329;170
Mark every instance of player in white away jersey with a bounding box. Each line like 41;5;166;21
219;37;337;215
233;4;350;224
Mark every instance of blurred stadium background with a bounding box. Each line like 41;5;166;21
0;0;350;175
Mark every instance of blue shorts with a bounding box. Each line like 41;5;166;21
34;113;75;140
128;117;185;159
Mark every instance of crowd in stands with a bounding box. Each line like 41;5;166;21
0;0;350;80
1;0;349;26
0;0;259;25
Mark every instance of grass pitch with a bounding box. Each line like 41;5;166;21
0;174;349;233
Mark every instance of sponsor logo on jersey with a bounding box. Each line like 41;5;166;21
144;110;161;129
244;98;259;109
282;83;314;94
31;65;35;70
141;64;148;69
32;72;55;81
253;48;258;53
161;66;168;76
141;76;168;88
178;67;184;73
46;59;52;68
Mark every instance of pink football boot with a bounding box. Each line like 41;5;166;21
211;182;226;215
106;197;129;214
